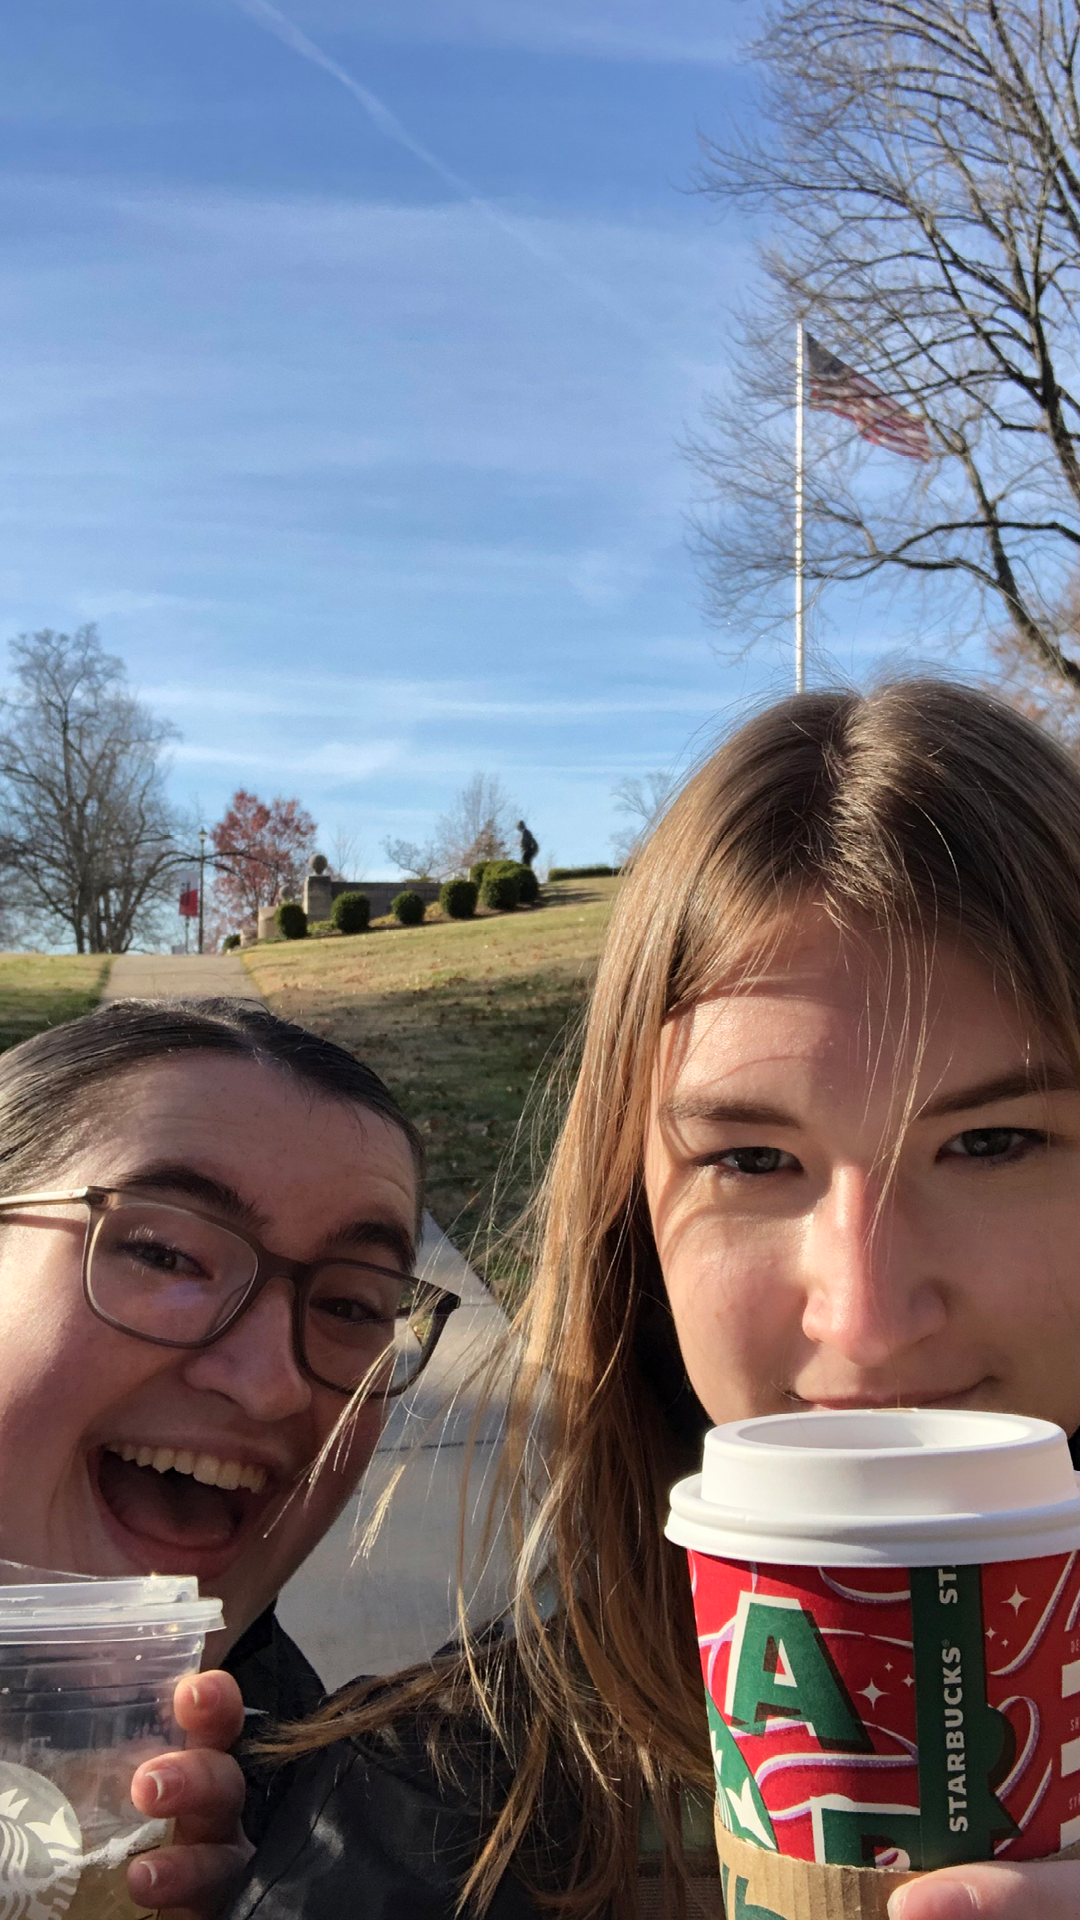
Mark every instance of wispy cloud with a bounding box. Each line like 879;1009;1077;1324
228;0;655;340
289;0;745;67
148;671;724;726
171;739;401;778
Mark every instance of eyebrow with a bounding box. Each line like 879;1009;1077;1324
659;1098;800;1130
114;1163;416;1271
116;1163;264;1228
660;1064;1080;1134
324;1219;417;1273
916;1063;1079;1119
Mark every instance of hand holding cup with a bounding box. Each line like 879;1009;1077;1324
128;1670;250;1920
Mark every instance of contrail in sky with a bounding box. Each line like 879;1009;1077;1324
228;0;652;339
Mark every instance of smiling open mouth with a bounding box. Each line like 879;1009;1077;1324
94;1443;276;1564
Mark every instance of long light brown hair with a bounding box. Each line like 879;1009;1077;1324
275;680;1080;1916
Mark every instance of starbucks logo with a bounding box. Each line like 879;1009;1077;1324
0;1763;81;1920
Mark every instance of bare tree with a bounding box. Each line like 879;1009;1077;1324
0;627;183;953
386;774;517;880
693;0;1080;690
610;770;678;864
435;772;516;874
327;828;365;882
383;836;438;880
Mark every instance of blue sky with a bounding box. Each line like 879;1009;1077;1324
0;0;949;889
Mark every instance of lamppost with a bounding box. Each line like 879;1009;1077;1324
198;827;207;956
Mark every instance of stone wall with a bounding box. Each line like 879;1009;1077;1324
302;875;442;922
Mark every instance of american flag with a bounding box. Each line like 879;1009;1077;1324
805;331;931;462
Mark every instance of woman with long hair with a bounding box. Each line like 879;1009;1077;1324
225;677;1080;1920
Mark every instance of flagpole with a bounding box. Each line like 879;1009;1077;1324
794;321;805;694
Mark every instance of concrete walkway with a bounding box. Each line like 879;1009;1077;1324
101;952;263;1002
279;1214;511;1684
100;947;512;1683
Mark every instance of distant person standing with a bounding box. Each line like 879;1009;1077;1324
516;820;539;868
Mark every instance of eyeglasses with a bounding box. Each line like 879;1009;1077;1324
0;1186;460;1398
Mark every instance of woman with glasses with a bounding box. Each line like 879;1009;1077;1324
0;995;456;1913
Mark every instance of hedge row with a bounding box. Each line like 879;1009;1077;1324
266;867;539;943
469;859;540;907
547;864;619;882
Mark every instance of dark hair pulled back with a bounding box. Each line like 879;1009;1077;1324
0;997;423;1216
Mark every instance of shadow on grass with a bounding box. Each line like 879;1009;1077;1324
265;960;592;1302
0;958;111;1053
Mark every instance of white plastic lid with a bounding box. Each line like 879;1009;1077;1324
665;1407;1080;1566
0;1571;224;1643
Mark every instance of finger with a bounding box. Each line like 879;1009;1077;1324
889;1859;1080;1920
171;1670;246;1751
128;1836;253;1920
131;1748;247;1844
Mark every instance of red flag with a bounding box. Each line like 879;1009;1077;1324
179;883;199;919
806;331;931;462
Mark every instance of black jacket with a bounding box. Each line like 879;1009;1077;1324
222;1608;325;1848
220;1614;551;1910
226;1725;543;1919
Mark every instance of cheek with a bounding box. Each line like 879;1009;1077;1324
662;1232;796;1382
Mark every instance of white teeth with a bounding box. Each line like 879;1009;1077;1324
104;1445;267;1494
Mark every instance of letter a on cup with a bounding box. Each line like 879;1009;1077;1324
725;1593;872;1751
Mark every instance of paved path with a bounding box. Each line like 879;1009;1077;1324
101;946;511;1683
278;1214;511;1684
102;952;264;1002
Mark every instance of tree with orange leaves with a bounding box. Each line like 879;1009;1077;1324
210;790;316;935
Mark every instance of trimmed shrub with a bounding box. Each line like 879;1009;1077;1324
275;901;308;941
514;864;540;905
440;878;478;919
480;870;520;912
331;890;370;934
547;864;618;882
392;890;426;927
469;861;490;886
221;933;241;952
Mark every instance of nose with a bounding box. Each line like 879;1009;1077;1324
799;1164;946;1367
179;1278;313;1421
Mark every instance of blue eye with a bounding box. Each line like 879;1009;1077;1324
717;1147;799;1175
941;1128;1043;1162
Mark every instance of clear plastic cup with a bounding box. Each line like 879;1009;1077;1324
666;1408;1080;1920
0;1567;223;1919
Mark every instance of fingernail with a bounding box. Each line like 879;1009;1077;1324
144;1764;182;1807
128;1857;159;1898
889;1885;977;1920
186;1678;203;1709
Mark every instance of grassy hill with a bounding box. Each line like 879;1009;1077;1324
0;955;110;1051
243;877;619;1288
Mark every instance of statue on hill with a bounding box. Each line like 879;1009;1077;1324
516;820;539;868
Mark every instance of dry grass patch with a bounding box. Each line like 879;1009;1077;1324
243;879;619;1289
0;955;111;1051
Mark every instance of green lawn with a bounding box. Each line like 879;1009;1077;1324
243;879;619;1289
0;955;112;1051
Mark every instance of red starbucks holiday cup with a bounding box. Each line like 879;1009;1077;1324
666;1409;1080;1920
